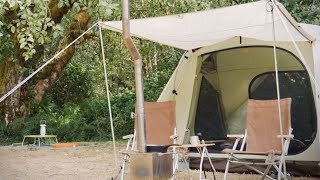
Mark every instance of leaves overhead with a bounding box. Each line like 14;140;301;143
0;0;118;61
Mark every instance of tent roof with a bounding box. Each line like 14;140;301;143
100;0;315;50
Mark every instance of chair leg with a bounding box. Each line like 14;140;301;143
204;147;216;180
182;156;191;180
283;158;287;180
120;159;126;180
172;152;178;180
120;151;131;180
120;135;134;180
262;164;273;180
277;160;283;180
224;155;232;180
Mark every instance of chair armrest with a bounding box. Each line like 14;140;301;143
227;134;245;139
122;134;134;139
170;135;179;139
277;134;294;139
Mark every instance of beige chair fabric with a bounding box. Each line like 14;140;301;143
223;98;293;180
121;101;176;180
246;98;291;153
223;98;291;154
139;101;176;145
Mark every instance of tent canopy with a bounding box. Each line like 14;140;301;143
101;0;315;50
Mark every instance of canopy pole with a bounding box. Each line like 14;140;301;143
0;22;99;104
98;24;118;166
122;0;146;152
270;2;285;179
272;0;320;155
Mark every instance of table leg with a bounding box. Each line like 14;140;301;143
22;137;26;146
38;137;40;147
199;147;206;180
204;147;217;180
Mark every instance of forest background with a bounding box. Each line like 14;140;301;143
0;0;319;145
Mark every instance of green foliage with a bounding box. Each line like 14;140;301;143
0;31;14;62
49;58;95;107
1;0;55;60
1;91;136;144
281;0;320;25
0;0;118;61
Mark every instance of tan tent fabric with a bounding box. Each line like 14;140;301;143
142;101;176;145
246;98;291;153
101;0;320;161
100;0;314;50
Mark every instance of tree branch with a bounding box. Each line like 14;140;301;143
33;10;91;104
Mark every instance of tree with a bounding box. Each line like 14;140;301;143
0;0;117;125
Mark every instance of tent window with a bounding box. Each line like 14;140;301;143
249;71;317;154
195;77;227;141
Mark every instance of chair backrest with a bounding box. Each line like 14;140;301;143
138;101;176;146
246;98;291;153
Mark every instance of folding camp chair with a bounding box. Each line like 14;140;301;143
223;98;293;180
120;101;186;179
120;130;136;180
143;101;177;152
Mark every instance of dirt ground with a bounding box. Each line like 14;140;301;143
0;142;318;180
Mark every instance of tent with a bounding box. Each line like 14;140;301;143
101;0;320;163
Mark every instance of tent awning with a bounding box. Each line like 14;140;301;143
100;0;315;50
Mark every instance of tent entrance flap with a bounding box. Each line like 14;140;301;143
194;76;226;141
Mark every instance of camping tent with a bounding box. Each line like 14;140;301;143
101;0;320;162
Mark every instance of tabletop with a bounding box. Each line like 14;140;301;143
24;135;57;138
171;143;215;148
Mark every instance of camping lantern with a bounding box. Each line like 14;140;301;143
40;120;46;136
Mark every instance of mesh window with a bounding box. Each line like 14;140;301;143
194;77;227;141
249;71;317;154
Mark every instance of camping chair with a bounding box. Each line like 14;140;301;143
223;98;293;180
143;101;177;152
120;101;186;179
120;130;136;180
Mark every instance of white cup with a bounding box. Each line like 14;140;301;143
190;136;199;145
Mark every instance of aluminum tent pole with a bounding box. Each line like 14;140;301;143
270;1;285;179
98;23;118;166
272;0;320;163
122;0;146;152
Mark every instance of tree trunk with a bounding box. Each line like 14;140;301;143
34;10;91;104
0;57;26;126
0;8;91;126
